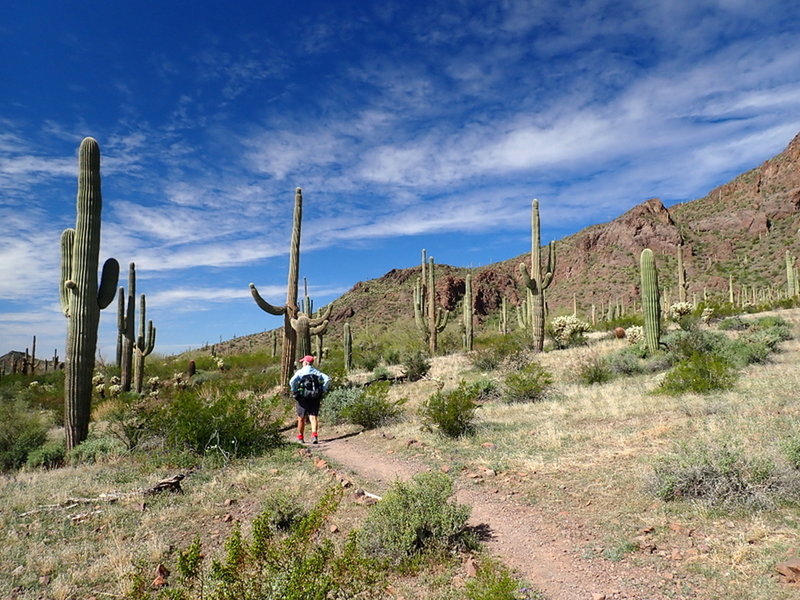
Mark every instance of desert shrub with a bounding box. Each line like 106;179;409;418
94;392;158;450
471;332;526;371
340;381;404;429
662;329;727;363
420;381;481;438
463;378;500;401
357;472;475;566
740;323;792;351
319;386;363;425
548;315;591;349
158;389;283;457
371;365;391;381
402;352;431;382
649;439;800;509
25;438;66;469
254;490;308;534
576;354;614;385
67;435;127;465
0;398;50;471
718;316;749;331
606;344;647;376
168;487;380;599
359;353;381;371
598;313;643;331
502;362;553;403
656;353;737;395
465;557;538;600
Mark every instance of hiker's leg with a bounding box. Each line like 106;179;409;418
309;415;319;435
297;415;305;438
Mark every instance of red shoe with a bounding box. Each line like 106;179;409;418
297;434;305;443
311;432;319;445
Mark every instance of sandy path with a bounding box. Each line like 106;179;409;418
313;433;688;600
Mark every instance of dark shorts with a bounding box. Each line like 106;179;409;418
295;397;321;417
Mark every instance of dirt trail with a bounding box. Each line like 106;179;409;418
312;433;686;600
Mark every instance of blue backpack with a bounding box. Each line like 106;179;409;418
296;373;324;400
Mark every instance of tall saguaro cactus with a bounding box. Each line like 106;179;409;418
343;322;353;373
250;188;332;389
60;137;119;450
462;274;474;352
677;243;688;303
117;262;136;391
786;251;796;298
133;293;156;393
519;199;555;353
413;253;449;355
640;249;661;354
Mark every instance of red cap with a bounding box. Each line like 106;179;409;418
301;355;315;363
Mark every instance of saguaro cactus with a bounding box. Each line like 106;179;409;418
677;243;688;303
343;322;353;373
786;251;796;298
640;248;661;354
117;262;136;390
519;199;555;353
60;137;119;449
133;293;156;393
462;274;474;352
413;253;449;355
251;188;332;389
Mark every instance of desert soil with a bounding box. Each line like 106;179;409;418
309;432;689;600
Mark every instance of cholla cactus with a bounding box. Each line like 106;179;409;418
549;315;591;349
626;325;644;345
668;302;694;321
700;307;714;325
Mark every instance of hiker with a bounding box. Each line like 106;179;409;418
289;355;330;444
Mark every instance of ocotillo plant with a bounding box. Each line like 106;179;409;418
343;322;353;373
413;254;449;355
640;248;661;355
117;262;136;391
60;137;119;450
462;274;474;352
519;199;555;353
133;293;156;393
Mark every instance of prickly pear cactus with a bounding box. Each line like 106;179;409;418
60;137;119;449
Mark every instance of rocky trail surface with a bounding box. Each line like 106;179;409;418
306;432;691;600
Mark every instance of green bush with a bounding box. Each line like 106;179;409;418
25;438;65;469
420;381;481;438
502;362;553;403
319;386;363;425
166;487;381;599
401;352;431;382
465;557;537;600
471;332;526;371
357;472;475;566
656;353;737;395
158;390;284;457
650;440;800;509
0;399;50;471
340;381;405;430
254;490;308;534
606;345;647;376
718;316;749;331
67;435;127;465
576;354;614;385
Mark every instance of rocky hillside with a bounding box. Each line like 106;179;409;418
219;131;800;353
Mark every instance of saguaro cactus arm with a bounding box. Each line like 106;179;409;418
250;283;288;315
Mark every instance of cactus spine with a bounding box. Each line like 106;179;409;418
519;199;555;353
640;249;661;354
60;137;119;449
343;322;353;373
462;274;473;352
133;293;156;393
413;253;449;355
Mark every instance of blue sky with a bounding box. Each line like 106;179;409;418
2;0;800;358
